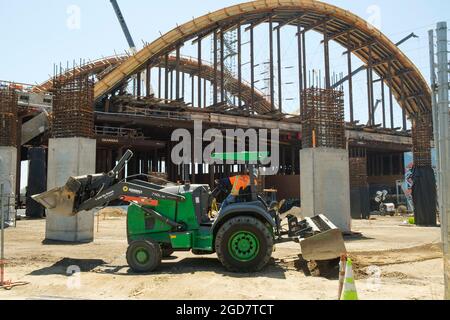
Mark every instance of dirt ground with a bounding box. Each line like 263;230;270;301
0;213;444;300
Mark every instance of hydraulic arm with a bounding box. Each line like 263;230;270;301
32;150;184;216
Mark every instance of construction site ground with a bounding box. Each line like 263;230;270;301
0;211;444;300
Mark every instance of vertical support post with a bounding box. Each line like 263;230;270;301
388;61;395;129
164;54;169;101
158;66;162;99
220;31;225;103
213;31;218;105
237;23;242;108
430;29;442;228
269;17;275;111
182;70;185;100
367;45;374;126
436;21;450;300
170;70;173;100
203;78;207;108
191;74;195;106
191;133;196;184
136;71;141;97
16;116;22;207
146;63;151;97
302;32;307;90
250;26;255;114
400;75;408;131
381;79;386;128
176;47;181;100
198;38;202;108
323;22;331;89
297;23;303;116
277;24;283;112
347;32;354;123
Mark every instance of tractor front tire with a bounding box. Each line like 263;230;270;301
215;216;274;273
126;240;161;273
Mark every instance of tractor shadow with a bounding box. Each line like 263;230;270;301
96;256;288;279
28;258;107;276
343;232;374;242
293;256;340;280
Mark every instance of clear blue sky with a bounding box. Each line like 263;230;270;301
1;0;445;123
0;0;448;190
0;0;448;85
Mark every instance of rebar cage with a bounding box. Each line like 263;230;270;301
0;87;18;147
301;87;345;149
412;112;433;167
51;75;94;139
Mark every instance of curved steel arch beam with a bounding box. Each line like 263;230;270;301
94;0;430;116
157;55;273;114
32;55;129;93
32;54;272;114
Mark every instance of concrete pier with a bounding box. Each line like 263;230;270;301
300;148;352;233
45;138;96;242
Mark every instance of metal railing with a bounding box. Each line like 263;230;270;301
94;125;144;138
96;107;191;121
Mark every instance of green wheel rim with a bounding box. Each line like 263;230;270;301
228;231;260;262
135;248;150;264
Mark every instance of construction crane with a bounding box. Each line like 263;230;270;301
110;0;137;54
109;0;153;96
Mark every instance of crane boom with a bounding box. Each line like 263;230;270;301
110;0;136;53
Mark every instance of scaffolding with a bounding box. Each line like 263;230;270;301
0;87;18;147
51;74;95;138
301;88;346;149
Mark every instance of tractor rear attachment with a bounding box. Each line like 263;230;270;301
287;214;347;261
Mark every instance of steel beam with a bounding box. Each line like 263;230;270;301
213;31;218;105
323;22;331;89
277;24;283;112
347;31;354;122
197;38;202;108
297;23;303;115
436;22;450;300
175;47;181;100
269;17;275;111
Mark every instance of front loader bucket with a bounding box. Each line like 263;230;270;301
300;215;347;261
32;177;80;217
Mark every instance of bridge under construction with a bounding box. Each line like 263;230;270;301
0;0;438;227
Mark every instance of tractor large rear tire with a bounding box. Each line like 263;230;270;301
215;216;273;273
126;240;161;273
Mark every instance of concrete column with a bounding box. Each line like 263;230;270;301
0;146;17;224
300;148;352;232
46;138;96;242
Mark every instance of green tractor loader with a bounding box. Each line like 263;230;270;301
33;150;346;273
